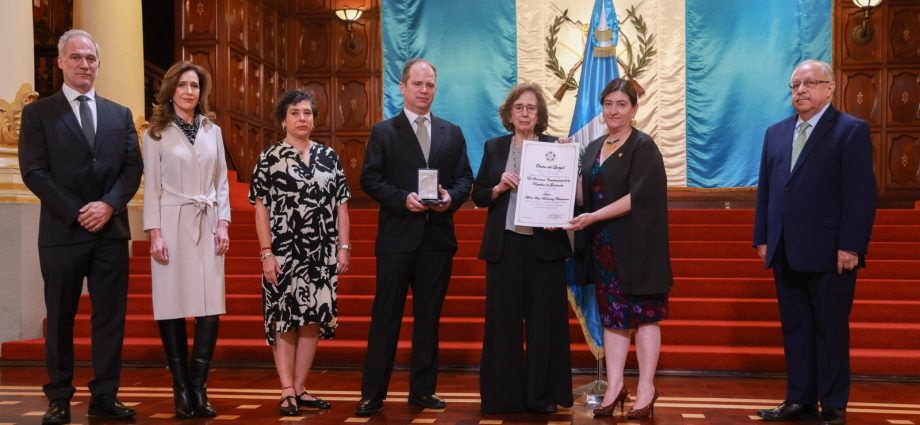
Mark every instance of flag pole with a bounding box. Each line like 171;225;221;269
572;357;607;406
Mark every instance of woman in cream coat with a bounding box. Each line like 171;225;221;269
142;61;230;419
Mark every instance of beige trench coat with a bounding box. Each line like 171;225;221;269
142;117;231;320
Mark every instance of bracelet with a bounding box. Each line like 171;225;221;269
260;246;272;252
338;243;352;250
260;252;274;261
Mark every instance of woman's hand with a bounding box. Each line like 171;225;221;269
149;229;169;265
262;255;282;285
336;248;350;274
556;136;572;144
214;220;230;255
564;212;596;231
494;172;520;195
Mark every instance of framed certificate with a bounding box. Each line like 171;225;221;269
513;141;578;227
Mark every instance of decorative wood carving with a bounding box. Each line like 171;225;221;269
840;6;883;64
296;20;331;72
278;15;289;70
889;7;920;63
227;0;246;48
299;80;330;130
248;0;262;56
293;0;326;12
888;71;920;125
248;60;262;118
228;50;246;114
182;0;216;39
263;8;277;63
841;71;881;125
887;133;920;188
335;137;367;191
265;67;278;122
336;79;370;131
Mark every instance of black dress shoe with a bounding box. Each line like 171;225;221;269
355;398;383;416
821;407;846;425
529;404;558;414
757;401;818;421
297;392;332;409
408;393;446;409
42;399;70;425
88;395;136;420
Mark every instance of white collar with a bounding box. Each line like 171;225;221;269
62;84;96;103
404;108;431;125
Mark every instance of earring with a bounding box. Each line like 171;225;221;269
281;123;286;133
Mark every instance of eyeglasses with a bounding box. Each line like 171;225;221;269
512;104;538;113
789;79;831;90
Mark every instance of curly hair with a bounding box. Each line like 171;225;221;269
274;90;319;123
498;82;549;135
147;61;215;141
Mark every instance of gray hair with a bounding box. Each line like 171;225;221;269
57;29;101;60
792;59;833;81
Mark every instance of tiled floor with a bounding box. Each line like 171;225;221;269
0;365;918;424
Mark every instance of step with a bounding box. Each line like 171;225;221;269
4;338;918;376
132;240;484;259
669;277;920;300
129;256;488;276
670;259;920;279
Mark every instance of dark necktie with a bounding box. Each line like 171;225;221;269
76;95;95;148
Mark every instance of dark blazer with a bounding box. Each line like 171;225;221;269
471;134;572;262
753;104;876;271
19;90;143;246
574;129;673;295
360;111;473;254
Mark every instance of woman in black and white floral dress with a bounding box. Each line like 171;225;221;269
249;90;351;416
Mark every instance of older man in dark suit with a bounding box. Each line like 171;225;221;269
19;29;142;425
753;60;877;425
355;58;473;416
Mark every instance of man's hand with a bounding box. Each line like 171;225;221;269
837;250;859;274
78;201;114;233
405;192;429;213
756;245;767;261
429;185;452;213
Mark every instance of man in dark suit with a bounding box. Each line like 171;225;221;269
753;60;876;425
355;58;473;416
18;29;142;425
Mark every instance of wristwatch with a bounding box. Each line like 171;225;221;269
338;243;352;250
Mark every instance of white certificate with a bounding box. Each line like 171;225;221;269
513;140;579;227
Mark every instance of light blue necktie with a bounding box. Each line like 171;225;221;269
790;122;810;172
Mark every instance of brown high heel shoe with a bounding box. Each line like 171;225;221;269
592;386;629;416
626;390;658;419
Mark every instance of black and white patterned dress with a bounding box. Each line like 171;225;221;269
248;141;351;345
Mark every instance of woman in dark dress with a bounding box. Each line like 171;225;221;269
566;78;672;419
249;90;351;416
472;83;573;414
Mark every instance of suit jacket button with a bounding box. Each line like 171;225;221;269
784;186;789;192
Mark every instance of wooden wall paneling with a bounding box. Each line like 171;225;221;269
293;0;328;12
335;78;371;131
278;14;289;71
227;0;246;49
246;124;263;177
888;70;920;125
888;7;920;63
295;20;332;74
298;79;331;130
334;136;368;193
264;128;278;150
886;133;920;188
228;49;247;115
334;13;372;71
265;66;279;122
181;0;217;40
248;0;263;58
841;70;882;125
248;59;263;119
840;4;884;65
263;5;277;64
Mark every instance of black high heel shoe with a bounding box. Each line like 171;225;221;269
297;392;332;410
279;396;299;416
592;386;629;416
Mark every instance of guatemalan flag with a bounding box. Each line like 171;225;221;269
382;0;831;356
